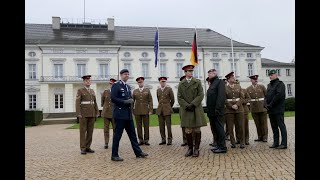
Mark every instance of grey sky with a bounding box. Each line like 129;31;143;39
26;0;294;63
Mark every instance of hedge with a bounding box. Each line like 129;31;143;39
25;110;43;126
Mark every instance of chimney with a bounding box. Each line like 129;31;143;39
107;18;114;31
52;16;61;30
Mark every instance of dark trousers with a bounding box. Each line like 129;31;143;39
104;118;116;145
269;113;287;146
79;117;95;150
252;112;268;140
208;115;226;149
135;115;150;143
158;115;172;143
182;127;187;143
209;118;218;144
112;118;143;157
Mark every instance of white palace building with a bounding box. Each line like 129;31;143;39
25;17;295;117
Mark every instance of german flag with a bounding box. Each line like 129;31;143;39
190;32;198;65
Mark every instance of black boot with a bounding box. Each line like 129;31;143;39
193;132;201;157
185;133;193;157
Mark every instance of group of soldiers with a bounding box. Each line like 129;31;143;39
75;64;288;161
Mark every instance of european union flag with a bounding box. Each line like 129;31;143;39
154;29;159;68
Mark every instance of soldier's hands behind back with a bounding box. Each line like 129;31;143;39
185;104;195;112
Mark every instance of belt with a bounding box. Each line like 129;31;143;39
81;101;94;104
227;98;240;102
250;98;264;102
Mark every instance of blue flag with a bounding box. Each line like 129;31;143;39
154;29;159;68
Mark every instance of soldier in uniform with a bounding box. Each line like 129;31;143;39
156;77;175;145
132;77;153;146
224;72;245;149
178;65;207;157
110;69;148;161
179;75;188;146
265;70;287;149
75;75;99;155
246;75;268;142
101;78;117;149
223;78;230;141
237;80;250;145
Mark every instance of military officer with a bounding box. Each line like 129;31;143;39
178;65;207;157
101;78;117;149
222;78;230;141
224;72;245;149
265;70;287;149
237;80;250;145
179;75;188;146
132;77;153;146
75;75;99;155
110;69;148;161
246;75;268;142
156;77;175;145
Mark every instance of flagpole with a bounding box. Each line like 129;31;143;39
157;27;160;78
195;26;200;79
230;28;235;77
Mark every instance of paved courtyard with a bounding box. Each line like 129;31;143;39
26;117;295;180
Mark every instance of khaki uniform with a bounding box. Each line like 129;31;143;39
246;84;268;141
101;89;116;146
76;87;99;151
156;86;175;143
133;88;153;144
240;88;250;144
225;84;245;146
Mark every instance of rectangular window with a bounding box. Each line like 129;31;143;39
213;53;218;58
266;69;270;77
230;52;236;58
29;94;36;109
124;63;132;73
28;64;36;79
287;84;292;96
54;94;63;109
176;63;183;77
213;63;220;76
276;69;281;76
99;64;109;78
193;65;200;78
247;53;252;58
230;62;238;76
286;69;291;76
54;64;63;78
248;63;254;76
77;64;86;78
160;63;166;77
142;63;149;77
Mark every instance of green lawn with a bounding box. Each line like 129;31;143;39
67;111;295;129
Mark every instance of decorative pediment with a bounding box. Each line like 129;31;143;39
25;86;40;92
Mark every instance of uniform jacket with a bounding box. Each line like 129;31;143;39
206;76;226;117
225;84;244;114
156;86;175;116
133;88;153;115
75;87;99;117
101;88;114;118
241;88;250;114
178;78;207;128
111;80;133;120
265;78;286;114
246;84;267;113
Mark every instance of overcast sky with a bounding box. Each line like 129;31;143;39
26;0;294;63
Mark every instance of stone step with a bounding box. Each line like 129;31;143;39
41;117;78;125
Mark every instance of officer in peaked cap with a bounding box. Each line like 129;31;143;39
75;75;99;154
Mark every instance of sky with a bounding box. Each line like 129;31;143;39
25;0;295;63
